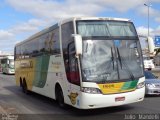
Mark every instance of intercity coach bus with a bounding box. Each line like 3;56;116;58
0;56;15;74
14;17;145;109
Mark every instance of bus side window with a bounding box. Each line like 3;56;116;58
68;42;80;86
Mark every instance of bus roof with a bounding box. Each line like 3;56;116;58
15;17;131;46
62;17;130;24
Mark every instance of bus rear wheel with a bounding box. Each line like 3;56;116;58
55;86;65;108
22;80;29;94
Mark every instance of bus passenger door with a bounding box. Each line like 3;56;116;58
67;42;81;106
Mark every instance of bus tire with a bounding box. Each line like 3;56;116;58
20;78;23;87
22;80;29;94
55;85;65;108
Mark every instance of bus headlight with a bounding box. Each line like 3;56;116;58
137;82;145;89
81;87;102;94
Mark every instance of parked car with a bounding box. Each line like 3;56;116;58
144;71;160;95
143;56;155;70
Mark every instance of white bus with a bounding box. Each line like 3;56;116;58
1;56;15;74
14;17;145;109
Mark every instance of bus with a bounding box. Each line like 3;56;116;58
1;56;15;74
14;17;145;109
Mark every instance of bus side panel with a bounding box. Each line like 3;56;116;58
15;58;36;91
15;60;21;86
26;59;36;90
31;55;68;99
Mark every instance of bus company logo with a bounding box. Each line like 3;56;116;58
103;84;114;89
20;61;33;68
68;92;78;105
52;62;61;69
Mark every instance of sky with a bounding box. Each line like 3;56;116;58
0;0;160;53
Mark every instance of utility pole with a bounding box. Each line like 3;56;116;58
144;3;151;37
144;3;154;55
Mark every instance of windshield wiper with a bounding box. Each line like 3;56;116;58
116;48;135;80
111;47;115;70
116;48;122;69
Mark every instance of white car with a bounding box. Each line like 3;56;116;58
144;71;160;95
143;57;155;70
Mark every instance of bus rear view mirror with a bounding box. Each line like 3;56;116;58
72;34;82;55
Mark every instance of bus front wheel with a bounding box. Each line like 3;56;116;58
55;85;65;108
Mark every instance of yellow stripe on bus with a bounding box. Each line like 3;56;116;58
98;81;137;94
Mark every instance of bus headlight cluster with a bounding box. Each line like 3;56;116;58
137;82;145;89
81;87;102;94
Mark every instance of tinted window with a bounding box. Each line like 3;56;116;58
62;22;74;70
15;26;60;59
62;22;74;49
51;28;60;54
15;46;21;59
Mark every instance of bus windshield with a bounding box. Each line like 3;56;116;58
9;59;14;69
76;20;143;82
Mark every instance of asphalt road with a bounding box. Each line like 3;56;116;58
0;73;160;120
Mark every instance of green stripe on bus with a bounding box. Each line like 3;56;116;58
121;80;138;90
33;55;50;88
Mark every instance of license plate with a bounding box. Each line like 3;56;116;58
115;97;125;102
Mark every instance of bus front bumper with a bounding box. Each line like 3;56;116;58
76;87;145;109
